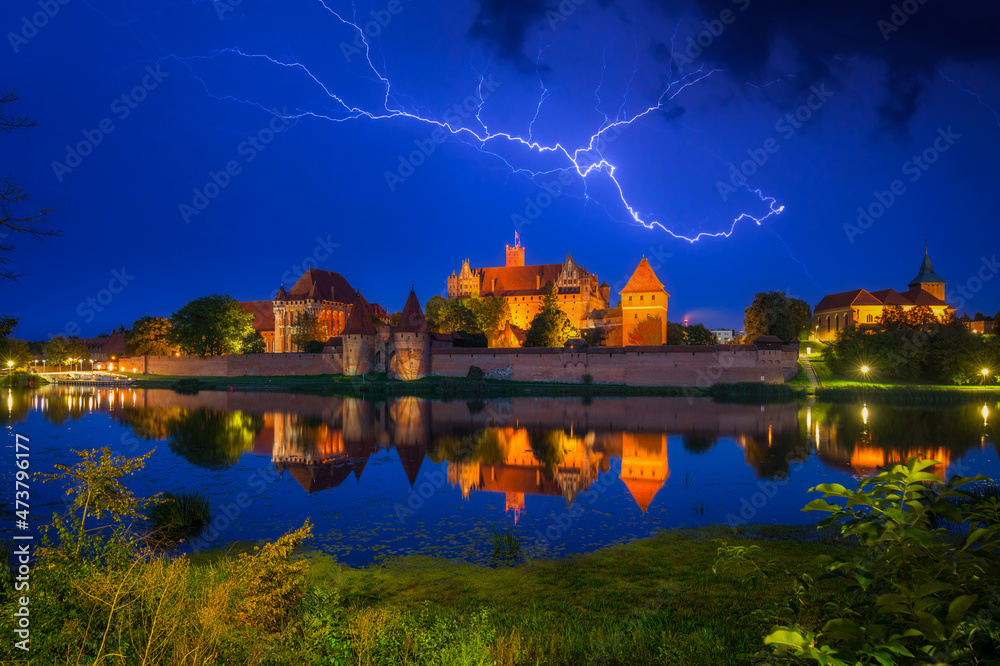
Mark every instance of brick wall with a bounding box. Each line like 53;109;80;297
429;345;798;386
121;353;343;377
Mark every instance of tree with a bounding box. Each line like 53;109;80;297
524;282;579;347
744;291;797;343
388;311;402;327
2;92;59;281
629;315;663;346
788;298;813;339
667;321;685;345
290;311;327;352
686;323;717;345
877;304;907;331
425;295;477;334
168;294;255;357
125;316;176;356
43;335;88;366
0;315;16;338
1;337;31;367
243;329;267;354
469;296;510;332
904;305;938;329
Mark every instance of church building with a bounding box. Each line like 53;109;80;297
812;247;953;341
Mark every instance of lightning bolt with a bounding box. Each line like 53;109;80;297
104;0;787;243
939;70;1000;131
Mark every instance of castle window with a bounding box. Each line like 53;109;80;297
652;295;655;301
640;295;644;301
867;314;873;323
629;296;633;302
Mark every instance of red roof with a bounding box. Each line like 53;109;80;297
480;264;564;296
342;294;377;336
81;330;126;355
814;289;882;311
284;269;358;304
620;258;668;295
868;289;910;306
902;286;949;307
395;289;429;333
240;301;275;331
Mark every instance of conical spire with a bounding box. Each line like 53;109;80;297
908;246;946;287
275;284;287;301
342;293;377;336
395;288;428;333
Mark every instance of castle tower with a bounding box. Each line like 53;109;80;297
341;294;377;376
620;257;669;346
908;246;946;301
619;433;669;513
506;243;525;267
389;288;432;380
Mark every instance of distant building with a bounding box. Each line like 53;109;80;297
80;330;126;362
812;246;953;341
711;329;736;344
964;318;994;335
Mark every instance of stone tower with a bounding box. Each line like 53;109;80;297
620;257;670;345
908;246;946;301
341;294;377;376
389;288;432;380
505;243;525;267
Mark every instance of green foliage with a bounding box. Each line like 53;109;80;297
0;315;17;338
425;295;478;334
466;365;485;381
524;282;579;347
43;334;88;365
469;295;510;332
667;321;715;345
244;328;268;353
388;311;402;326
291;311;328;351
488;524;522;568
744;291;808;343
171;377;202;395
145;490;211;545
0;368;47;388
824;318;997;384
763;458;1000;664
125;315;176;356
1;336;31;367
169;294;256;357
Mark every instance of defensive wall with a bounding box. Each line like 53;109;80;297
121;343;797;386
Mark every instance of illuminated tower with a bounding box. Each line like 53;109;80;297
907;246;946;301
620;257;670;345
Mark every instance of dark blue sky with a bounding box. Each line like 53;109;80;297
3;0;999;340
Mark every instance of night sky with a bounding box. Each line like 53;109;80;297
3;0;999;340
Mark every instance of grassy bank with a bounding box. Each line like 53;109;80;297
1;523;854;665
816;385;1000;405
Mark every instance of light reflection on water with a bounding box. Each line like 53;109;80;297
3;387;999;565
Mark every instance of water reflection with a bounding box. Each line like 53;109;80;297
10;387;1000;512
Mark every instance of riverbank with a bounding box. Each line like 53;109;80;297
1;523;853;665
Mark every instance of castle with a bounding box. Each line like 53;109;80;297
812;246;953;341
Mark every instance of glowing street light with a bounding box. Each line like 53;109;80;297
6;360;12;370
982;368;991;384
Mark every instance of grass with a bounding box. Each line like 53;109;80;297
1;521;855;665
286;525;855;665
145;490;212;546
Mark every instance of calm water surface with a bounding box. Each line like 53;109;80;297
3;387;999;565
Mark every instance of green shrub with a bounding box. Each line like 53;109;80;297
172;378;202;395
466;365;485;381
760;458;1000;664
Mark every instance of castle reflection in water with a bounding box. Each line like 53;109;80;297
9;387;999;514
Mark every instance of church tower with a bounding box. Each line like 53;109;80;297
908;246;946;300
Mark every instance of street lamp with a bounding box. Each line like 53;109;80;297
982;368;990;384
6;360;12;370
861;365;870;382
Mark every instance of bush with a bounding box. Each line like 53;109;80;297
757;458;1000;664
466;366;485;381
582;373;593;385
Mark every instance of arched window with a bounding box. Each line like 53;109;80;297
826;315;831;331
836;314;840;330
866;314;873;323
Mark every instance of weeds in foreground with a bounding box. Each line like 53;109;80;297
145;490;211;546
488;524;522;567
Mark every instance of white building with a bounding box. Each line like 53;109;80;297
711;329;736;344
